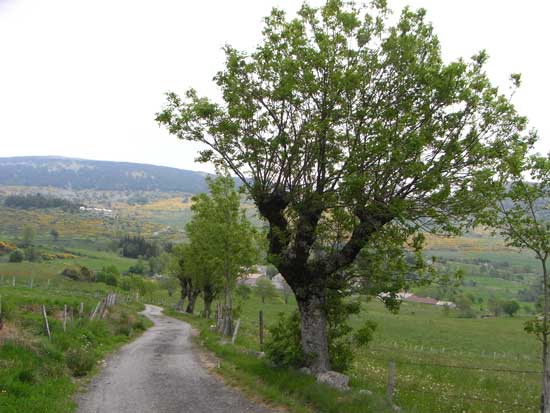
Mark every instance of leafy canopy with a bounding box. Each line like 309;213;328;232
157;0;532;291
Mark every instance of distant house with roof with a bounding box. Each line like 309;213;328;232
378;291;456;308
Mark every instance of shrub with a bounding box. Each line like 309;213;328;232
502;300;520;317
9;249;24;263
128;259;145;275
96;265;120;286
61;267;80;280
265;311;304;368
265;298;376;373
456;294;476;318
65;348;96;377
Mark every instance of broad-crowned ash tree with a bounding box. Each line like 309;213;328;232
157;1;533;372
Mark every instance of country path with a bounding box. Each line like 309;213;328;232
77;304;275;413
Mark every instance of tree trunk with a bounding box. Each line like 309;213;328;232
203;290;214;318
178;277;189;311
296;292;330;373
542;259;550;413
220;279;233;336
543;336;550;413
186;288;200;314
185;295;196;314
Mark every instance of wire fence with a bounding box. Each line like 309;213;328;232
367;348;541;374
369;341;539;362
365;349;540;411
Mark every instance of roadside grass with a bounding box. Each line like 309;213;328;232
167;310;394;413
0;284;151;413
163;292;540;413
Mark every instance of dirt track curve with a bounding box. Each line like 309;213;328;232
77;305;275;413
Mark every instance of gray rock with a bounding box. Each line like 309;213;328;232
298;367;312;375
359;389;373;396
315;371;350;391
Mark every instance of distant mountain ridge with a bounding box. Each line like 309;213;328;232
0;156;211;193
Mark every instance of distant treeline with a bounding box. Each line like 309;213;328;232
4;193;81;211
118;235;160;258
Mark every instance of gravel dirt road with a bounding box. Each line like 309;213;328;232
77;305;275;413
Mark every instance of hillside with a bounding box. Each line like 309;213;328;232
0;156;210;193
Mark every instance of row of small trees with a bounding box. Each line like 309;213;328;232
169;176;260;336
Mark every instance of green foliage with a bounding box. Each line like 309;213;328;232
128;258;146;275
119;235;159;259
95;265;120;286
9;249;24;263
158;275;179;297
455;294;476;318
265;311;304;368
178;176;260;323
65;348;95;377
266;295;376;373
158;0;531;369
0;282;151;412
235;284;252;301
4;193;81;211
50;228;59;241
502;300;520;317
148;252;169;275
488;296;503;316
21;225;35;248
23;246;41;262
254;277;279;304
265;264;279;279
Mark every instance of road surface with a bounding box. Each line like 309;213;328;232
78;305;274;413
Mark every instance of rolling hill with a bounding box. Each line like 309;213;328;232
0;156;210;193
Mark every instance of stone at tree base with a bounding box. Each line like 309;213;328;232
298;367;312;375
315;371;350;391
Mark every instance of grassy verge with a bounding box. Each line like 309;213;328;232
160;292;540;413
0;285;152;413
166;309;394;413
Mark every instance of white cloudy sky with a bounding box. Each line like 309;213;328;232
1;0;548;172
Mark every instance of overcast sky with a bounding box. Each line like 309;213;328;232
1;0;548;173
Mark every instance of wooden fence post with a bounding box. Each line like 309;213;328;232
12;277;15;287
79;302;84;317
29;278;33;289
231;319;241;345
387;361;395;403
42;305;51;339
259;310;264;350
0;294;3;331
63;304;67;332
90;301;101;320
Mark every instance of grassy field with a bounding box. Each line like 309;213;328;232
166;291;540;413
0;189;543;412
